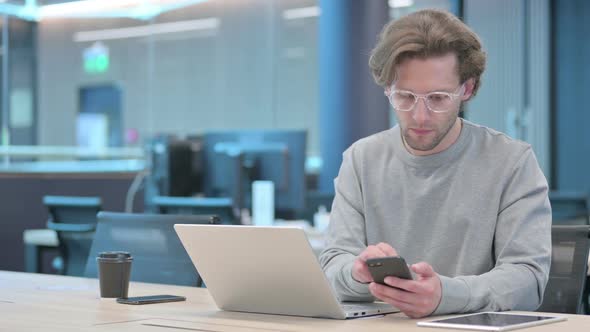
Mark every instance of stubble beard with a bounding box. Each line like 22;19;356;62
402;116;458;152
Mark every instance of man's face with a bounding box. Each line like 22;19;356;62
389;53;473;155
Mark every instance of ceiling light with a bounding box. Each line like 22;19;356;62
388;0;414;8
282;6;320;20
39;0;139;18
30;0;209;20
73;18;220;42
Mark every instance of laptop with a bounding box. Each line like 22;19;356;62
174;224;399;319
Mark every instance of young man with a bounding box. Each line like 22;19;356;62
319;9;551;318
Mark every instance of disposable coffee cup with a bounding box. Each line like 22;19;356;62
97;251;133;298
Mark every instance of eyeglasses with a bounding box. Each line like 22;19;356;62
385;84;465;113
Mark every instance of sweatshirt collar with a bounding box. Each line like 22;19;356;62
391;118;472;168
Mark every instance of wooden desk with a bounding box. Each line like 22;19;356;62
0;271;587;331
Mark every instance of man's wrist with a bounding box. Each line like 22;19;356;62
432;275;470;315
427;275;444;316
351;266;367;284
344;262;372;294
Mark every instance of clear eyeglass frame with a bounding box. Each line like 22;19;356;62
384;83;465;113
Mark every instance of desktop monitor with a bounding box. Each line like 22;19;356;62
144;135;204;206
203;129;307;218
152;195;238;225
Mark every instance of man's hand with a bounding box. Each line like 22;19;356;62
368;262;442;318
352;242;398;283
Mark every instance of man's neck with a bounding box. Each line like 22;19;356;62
405;118;463;156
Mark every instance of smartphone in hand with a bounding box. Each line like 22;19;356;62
366;256;413;284
116;295;186;305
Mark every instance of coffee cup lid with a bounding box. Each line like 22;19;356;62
97;251;132;261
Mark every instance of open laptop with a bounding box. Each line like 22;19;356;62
174;224;398;319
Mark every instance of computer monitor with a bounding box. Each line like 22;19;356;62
152;195;238;225
203;129;307;218
144;135;204;211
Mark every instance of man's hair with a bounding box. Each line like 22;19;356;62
369;9;486;96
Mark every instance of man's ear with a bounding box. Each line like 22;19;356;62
461;78;476;101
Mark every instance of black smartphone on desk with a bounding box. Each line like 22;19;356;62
366;256;414;284
116;295;186;305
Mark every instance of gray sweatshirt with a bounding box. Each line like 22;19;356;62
319;120;551;315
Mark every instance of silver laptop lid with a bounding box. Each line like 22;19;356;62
174;224;348;319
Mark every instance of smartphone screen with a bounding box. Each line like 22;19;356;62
366;256;413;284
116;295;186;305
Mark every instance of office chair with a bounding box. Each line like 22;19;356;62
152;195;238;224
44;195;102;276
538;225;590;314
84;211;219;287
548;191;590;313
549;190;590;225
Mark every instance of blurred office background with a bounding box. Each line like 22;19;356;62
1;0;589;292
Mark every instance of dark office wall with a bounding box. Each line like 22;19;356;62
36;0;320;155
0;172;143;272
553;0;590;191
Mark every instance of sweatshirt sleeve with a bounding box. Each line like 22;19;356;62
434;147;552;315
318;147;375;302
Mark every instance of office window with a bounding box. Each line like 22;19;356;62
33;0;319;157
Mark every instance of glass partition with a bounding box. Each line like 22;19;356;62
0;0;456;169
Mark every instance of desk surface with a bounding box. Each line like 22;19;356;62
1;271;587;331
